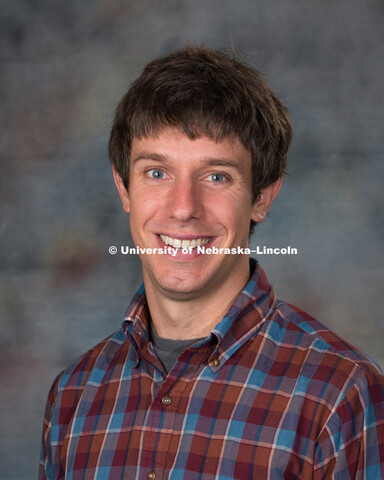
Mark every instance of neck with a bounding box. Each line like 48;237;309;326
143;263;250;340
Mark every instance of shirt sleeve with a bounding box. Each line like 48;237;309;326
314;368;384;479
38;373;62;480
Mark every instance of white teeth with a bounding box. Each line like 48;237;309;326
181;240;191;249
196;238;210;247
160;235;210;250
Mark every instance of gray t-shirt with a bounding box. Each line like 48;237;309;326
150;323;206;373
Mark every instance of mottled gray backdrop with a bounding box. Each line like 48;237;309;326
1;0;383;478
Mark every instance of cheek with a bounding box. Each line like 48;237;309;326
130;189;158;215
213;201;249;232
129;191;166;238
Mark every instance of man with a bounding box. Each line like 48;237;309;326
39;47;384;479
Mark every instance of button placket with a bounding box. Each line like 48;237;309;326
161;395;172;406
210;357;220;367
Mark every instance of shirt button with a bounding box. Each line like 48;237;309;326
146;471;156;480
161;395;172;406
210;358;220;367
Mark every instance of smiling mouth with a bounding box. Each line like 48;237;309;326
159;234;211;250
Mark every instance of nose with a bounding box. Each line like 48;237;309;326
167;176;204;222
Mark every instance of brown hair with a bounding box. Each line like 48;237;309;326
109;46;292;234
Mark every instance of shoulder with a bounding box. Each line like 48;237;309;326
269;299;383;374
259;299;384;410
47;328;131;407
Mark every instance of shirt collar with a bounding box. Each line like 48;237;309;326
122;283;150;350
211;258;276;361
122;258;276;359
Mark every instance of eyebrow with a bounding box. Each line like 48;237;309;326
131;152;168;164
131;152;245;173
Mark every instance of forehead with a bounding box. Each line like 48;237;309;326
130;128;251;170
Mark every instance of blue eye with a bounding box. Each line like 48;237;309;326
209;173;226;183
148;169;165;179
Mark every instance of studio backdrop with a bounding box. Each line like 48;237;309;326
1;1;383;478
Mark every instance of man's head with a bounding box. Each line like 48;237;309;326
109;46;292;235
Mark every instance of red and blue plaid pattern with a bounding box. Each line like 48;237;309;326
39;260;384;479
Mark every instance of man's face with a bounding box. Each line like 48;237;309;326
114;128;273;301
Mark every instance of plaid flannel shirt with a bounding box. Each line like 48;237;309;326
39;260;384;479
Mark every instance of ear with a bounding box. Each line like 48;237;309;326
112;167;130;213
251;177;283;223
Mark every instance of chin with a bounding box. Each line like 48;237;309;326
159;276;207;297
147;267;216;300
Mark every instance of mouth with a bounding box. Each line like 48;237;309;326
159;234;211;250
